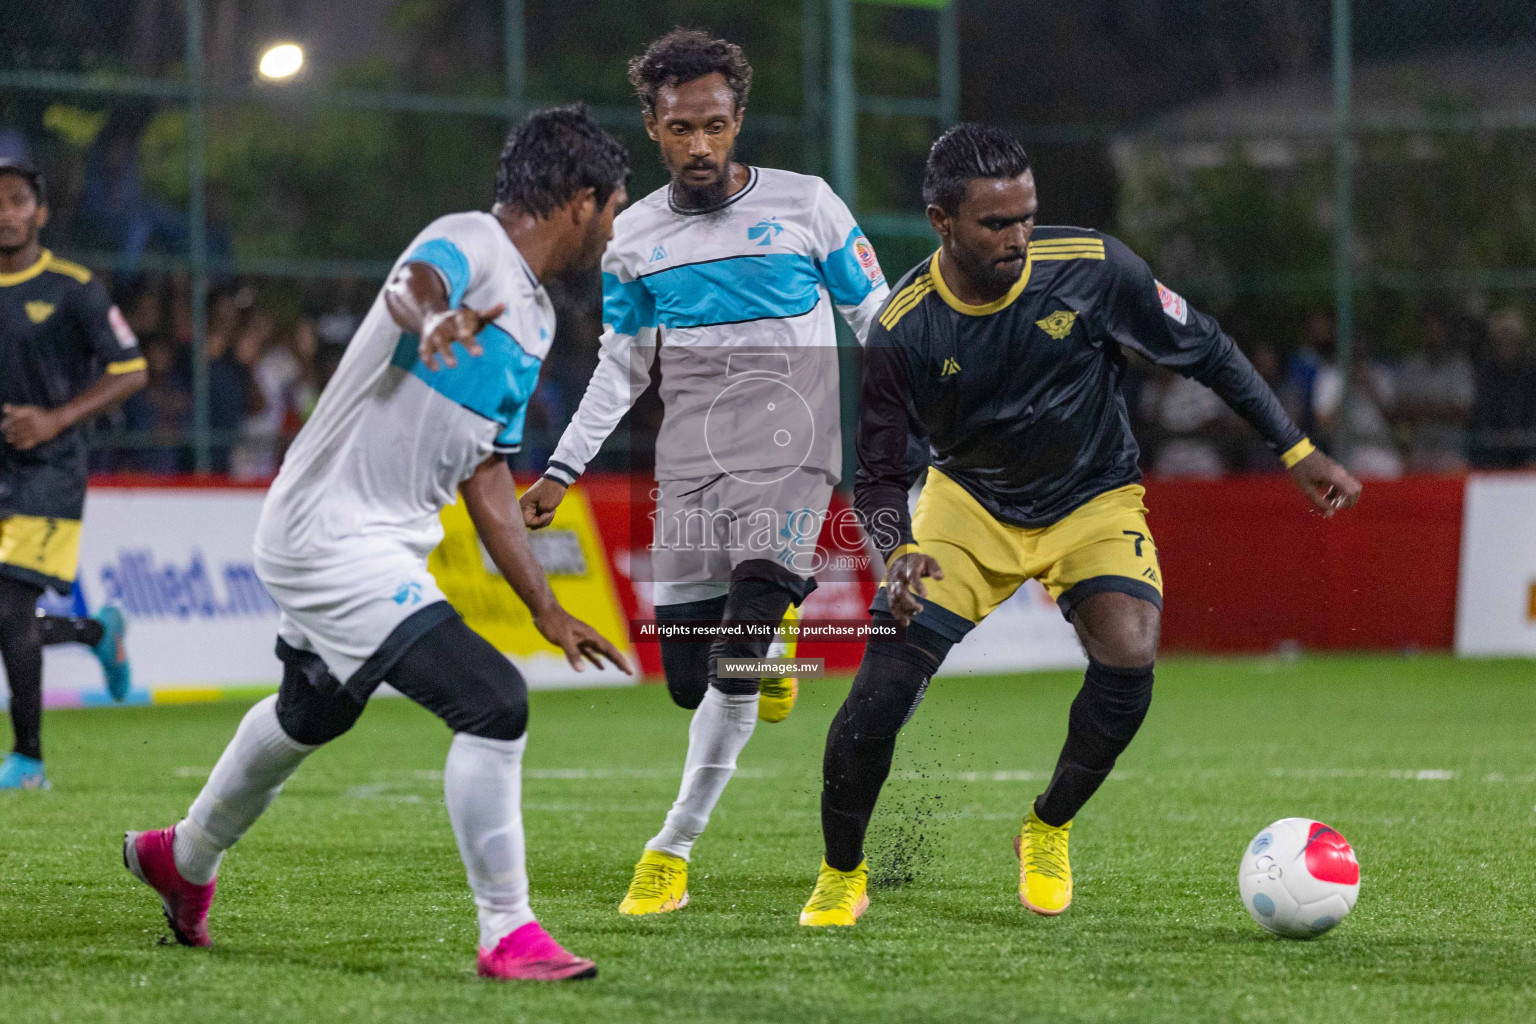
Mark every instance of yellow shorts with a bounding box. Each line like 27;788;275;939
872;469;1163;640
0;514;83;593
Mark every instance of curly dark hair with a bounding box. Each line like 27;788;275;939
494;103;630;217
922;123;1032;215
627;28;753;114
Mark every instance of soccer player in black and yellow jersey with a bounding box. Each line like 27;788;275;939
0;159;145;790
799;125;1361;926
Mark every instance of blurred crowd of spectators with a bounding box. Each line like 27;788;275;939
1127;305;1536;478
92;275;346;476
91;272;1535;482
90;271;597;478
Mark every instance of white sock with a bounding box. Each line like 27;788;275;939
174;694;315;885
647;687;759;860
444;732;536;949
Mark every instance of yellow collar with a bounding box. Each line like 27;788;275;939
928;249;1031;316
0;249;52;288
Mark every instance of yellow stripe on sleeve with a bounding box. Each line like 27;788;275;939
106;357;147;375
1029;237;1104;249
1280;437;1316;468
879;276;933;330
1029;250;1106;261
880;275;931;323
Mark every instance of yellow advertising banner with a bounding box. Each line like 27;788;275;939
427;485;633;666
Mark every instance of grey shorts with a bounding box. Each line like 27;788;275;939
649;466;836;606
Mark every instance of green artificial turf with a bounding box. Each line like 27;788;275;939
2;655;1534;1023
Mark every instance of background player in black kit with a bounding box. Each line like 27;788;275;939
0;159;145;790
798;125;1363;927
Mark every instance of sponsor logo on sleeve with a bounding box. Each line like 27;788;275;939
108;305;138;348
1156;281;1188;325
853;235;884;284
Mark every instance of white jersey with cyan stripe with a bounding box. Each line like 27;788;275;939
544;166;889;485
256;211;554;566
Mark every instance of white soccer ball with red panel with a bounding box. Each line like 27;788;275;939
1239;817;1360;939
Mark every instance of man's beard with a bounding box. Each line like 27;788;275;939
952;243;1025;297
669;151;735;211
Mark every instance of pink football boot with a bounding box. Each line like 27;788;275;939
477;921;597;981
123;827;216;947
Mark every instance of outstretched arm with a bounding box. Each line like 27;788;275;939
1100;238;1361;516
461;455;630;673
384;262;504;373
524;254;657;529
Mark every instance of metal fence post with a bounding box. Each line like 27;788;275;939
187;0;211;474
828;0;856;207
1332;0;1354;461
504;0;526;118
938;0;959;130
802;0;824;176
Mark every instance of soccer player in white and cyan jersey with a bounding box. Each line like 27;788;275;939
518;30;889;916
122;106;632;982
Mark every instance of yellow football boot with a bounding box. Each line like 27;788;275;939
798;859;869;927
758;603;800;723
1014;809;1073;915
618;849;689;916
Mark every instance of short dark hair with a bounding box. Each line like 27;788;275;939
0;158;45;205
494;103;630;217
628;28;753;114
922;123;1032;215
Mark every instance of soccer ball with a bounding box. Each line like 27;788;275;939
1239;817;1360;939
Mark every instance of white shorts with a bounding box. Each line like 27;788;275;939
255;540;450;688
649;466;835;606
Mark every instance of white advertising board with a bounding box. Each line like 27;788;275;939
11;488;282;705
1455;475;1536;657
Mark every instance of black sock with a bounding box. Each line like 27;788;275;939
0;579;46;760
37;613;104;649
1033;659;1155;827
821;632;940;871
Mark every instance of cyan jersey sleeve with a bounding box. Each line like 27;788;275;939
811;179;890;344
401;213;505;309
389;319;544;454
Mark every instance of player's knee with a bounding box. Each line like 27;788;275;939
841;622;950;740
705;566;803;696
448;650;530;741
1075;592;1161;667
660;642;710;709
274;657;365;746
730;557;816;607
388;616;530;740
656;596;726;710
0;578;42;646
459;685;529;741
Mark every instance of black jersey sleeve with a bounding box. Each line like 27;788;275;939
71;277;142;373
853;319;923;561
1098;236;1306;455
